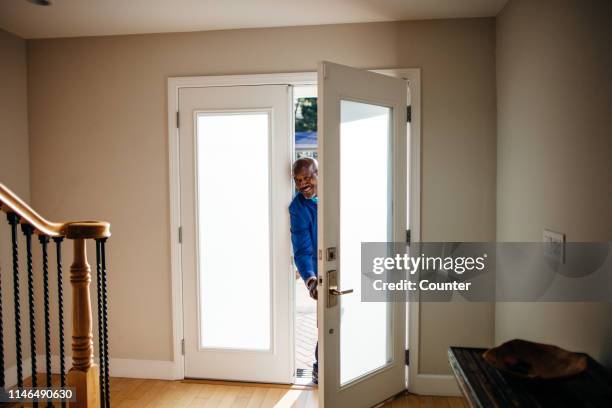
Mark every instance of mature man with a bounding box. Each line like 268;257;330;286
289;157;319;384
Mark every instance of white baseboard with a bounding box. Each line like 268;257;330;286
48;355;177;380
4;355;179;387
109;358;177;380
409;374;461;397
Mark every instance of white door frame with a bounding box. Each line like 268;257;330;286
166;69;423;389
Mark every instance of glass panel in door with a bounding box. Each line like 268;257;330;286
196;112;271;351
339;100;393;385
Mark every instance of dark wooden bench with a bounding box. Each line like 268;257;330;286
448;347;612;407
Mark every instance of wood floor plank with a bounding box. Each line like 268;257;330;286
226;387;253;408
156;381;184;406
430;396;451;408
245;387;268;408
117;377;145;397
420;395;436;408
260;388;285;408
203;385;231;407
177;383;203;406
138;379;172;407
116;398;146;408
275;389;305;408
188;397;212;407
197;383;220;399
218;385;240;408
126;377;161;401
447;397;468;408
290;389;313;408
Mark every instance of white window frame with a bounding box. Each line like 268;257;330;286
166;69;422;390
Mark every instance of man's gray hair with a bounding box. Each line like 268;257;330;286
292;157;318;175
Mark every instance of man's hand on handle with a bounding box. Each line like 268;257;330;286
306;277;318;300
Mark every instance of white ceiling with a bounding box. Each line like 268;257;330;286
0;0;508;40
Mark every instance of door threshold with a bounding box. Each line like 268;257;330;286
182;378;317;390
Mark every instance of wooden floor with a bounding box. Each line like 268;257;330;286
9;376;467;407
109;378;468;408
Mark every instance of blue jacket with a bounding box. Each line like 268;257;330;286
289;193;318;283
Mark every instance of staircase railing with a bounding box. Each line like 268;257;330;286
0;182;110;408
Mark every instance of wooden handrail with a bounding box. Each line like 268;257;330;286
0;183;110;239
0;182;110;408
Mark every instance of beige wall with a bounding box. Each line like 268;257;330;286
0;28;31;368
27;19;497;374
496;0;612;368
0;29;29;200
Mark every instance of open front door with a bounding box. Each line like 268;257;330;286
318;62;407;407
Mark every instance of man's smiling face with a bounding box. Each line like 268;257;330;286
294;165;318;199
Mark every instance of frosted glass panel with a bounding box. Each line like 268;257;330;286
339;100;392;385
196;112;271;350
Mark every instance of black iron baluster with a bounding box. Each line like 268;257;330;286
39;235;53;408
22;223;37;403
53;236;66;408
0;223;4;389
7;213;23;389
100;238;110;408
96;239;106;406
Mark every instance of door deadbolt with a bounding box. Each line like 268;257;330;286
326;247;337;261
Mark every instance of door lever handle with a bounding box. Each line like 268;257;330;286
327;269;353;307
329;288;354;296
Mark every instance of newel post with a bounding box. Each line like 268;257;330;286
68;238;99;408
65;222;111;408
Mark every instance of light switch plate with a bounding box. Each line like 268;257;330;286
543;229;565;263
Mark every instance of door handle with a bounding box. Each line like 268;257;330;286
329;288;354;296
327;270;353;307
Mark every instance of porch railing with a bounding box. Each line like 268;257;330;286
0;182;110;408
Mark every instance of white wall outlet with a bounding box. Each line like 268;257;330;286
543;229;565;263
